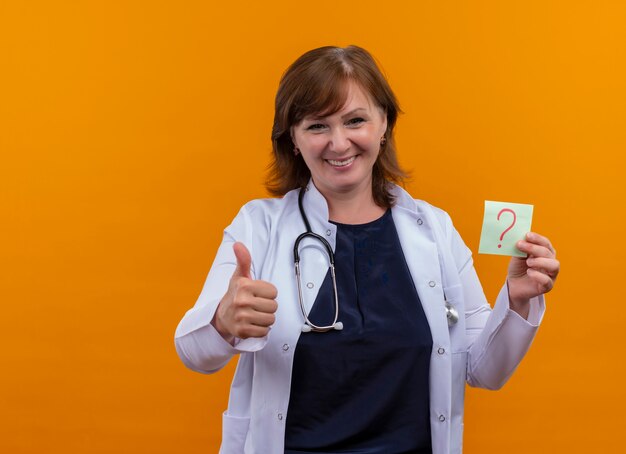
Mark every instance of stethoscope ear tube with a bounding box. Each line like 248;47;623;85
301;321;343;333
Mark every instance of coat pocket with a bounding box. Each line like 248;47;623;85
220;412;250;454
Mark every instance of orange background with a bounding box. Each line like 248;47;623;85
1;1;625;452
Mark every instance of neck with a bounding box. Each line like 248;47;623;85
322;186;385;225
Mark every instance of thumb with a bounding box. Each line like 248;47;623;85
232;242;252;279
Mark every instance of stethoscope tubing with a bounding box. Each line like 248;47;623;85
293;186;457;330
294;188;342;332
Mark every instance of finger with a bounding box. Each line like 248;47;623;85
232;242;252;279
253;281;278;299
250;297;279;314
526;258;560;279
231;307;276;327
527;268;555;293
230;292;277;317
250;311;276;327
237;279;278;300
516;240;554;259
524;232;556;255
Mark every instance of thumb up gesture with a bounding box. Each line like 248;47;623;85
212;242;278;343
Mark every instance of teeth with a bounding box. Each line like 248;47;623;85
327;156;356;167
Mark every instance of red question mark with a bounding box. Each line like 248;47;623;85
497;208;517;248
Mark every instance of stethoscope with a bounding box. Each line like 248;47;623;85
293;187;458;332
294;187;343;333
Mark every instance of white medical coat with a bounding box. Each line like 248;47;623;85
175;183;545;454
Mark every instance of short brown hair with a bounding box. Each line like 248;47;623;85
267;45;407;208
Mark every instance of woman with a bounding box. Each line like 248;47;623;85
175;46;559;454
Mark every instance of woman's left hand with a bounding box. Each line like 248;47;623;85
507;232;560;311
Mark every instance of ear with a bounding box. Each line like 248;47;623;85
376;104;388;127
380;110;388;137
290;127;297;147
290;127;300;155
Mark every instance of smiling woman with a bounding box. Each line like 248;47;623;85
174;45;560;454
268;46;407;211
291;83;388;223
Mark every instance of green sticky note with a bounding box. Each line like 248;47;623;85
478;200;534;257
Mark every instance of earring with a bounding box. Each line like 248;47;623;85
380;136;387;147
294;146;300;155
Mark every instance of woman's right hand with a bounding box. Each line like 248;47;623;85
212;242;278;343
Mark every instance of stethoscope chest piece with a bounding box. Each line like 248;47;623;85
445;300;459;326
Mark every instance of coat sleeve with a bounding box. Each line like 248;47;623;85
174;204;268;374
440;209;545;390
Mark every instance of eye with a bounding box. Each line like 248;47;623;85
306;123;327;131
346;117;366;127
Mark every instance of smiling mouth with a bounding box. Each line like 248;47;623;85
326;156;356;167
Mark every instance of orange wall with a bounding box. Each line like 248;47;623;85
1;1;625;452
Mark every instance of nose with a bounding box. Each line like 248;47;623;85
328;127;350;154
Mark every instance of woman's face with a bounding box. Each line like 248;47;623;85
291;81;388;201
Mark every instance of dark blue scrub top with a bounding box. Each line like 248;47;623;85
285;209;433;454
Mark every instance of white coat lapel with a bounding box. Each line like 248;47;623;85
391;204;449;342
391;195;453;454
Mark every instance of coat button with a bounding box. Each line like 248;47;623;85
306;282;314;289
417;218;424;225
277;413;284;421
282;343;290;351
437;347;445;355
429;280;436;288
439;415;446;422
